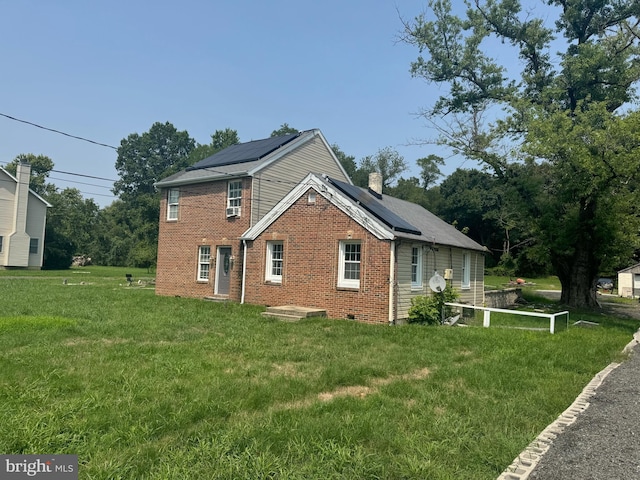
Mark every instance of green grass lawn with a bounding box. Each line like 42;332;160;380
0;268;638;479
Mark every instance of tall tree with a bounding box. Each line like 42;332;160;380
403;0;640;307
357;147;407;191
4;154;56;197
112;122;195;268
44;188;100;269
114;121;195;198
417;154;444;189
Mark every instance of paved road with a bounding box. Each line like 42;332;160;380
528;338;640;479
503;331;640;480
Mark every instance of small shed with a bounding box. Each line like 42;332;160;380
617;263;640;299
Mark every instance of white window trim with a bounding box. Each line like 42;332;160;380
167;188;179;221
265;241;284;283
197;246;211;282
462;252;471;289
411;246;423;289
338;241;361;289
227;181;242;208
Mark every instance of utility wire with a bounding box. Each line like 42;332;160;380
0;112;118;150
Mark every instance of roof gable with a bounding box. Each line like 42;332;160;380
187;133;299;171
242;174;395;241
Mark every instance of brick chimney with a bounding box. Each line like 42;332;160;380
368;172;382;198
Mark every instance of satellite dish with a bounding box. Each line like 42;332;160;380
429;272;446;293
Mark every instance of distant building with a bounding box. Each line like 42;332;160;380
0;162;51;269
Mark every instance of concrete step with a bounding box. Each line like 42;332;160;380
262;305;327;321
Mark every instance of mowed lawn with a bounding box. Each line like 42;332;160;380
0;268;637;479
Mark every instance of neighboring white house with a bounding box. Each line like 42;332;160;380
0;162;51;269
618;263;640;299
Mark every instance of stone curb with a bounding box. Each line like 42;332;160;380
496;362;621;480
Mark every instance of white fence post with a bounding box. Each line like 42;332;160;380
483;310;491;328
550;314;556;334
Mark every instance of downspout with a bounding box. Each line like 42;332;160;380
473;253;478;306
388;240;396;325
241;239;248;304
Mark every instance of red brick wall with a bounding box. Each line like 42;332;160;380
243;189;392;324
156;179;251;300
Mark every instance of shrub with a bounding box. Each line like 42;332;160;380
408;286;459;325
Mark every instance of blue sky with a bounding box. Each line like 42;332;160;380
0;0;504;206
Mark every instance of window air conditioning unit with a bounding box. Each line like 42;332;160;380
226;206;241;217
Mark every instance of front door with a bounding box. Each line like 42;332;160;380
215;247;232;295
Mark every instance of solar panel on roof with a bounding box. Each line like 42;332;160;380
328;178;422;235
187;133;300;171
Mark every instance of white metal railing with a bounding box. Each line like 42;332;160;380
445;303;569;334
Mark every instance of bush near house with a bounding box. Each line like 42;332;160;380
408;286;459;325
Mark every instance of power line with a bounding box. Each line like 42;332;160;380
50;169;117;182
0;112;118;150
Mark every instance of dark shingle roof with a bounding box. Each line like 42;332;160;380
187;133;300;171
326;176;485;251
328;178;422;235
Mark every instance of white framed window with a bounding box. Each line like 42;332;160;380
228;181;242;208
462;252;471;289
0;235;3;253
338;241;361;289
197;246;211;281
167;188;179;220
411;246;423;288
29;238;38;254
265;241;284;283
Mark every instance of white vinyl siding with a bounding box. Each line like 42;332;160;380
251;136;351;224
167;188;179;220
197;246;211;281
265;241;284;283
338;241;361;289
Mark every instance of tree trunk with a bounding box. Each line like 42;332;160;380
555;201;599;309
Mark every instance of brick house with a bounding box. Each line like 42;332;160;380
0;162;50;269
154;129;351;300
155;129;485;324
241;173;486;323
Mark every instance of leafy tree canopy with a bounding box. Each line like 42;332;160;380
354;147;407;191
403;0;640;307
113;121;195;198
4;153;56;197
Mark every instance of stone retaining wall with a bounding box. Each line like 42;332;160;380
484;288;522;308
